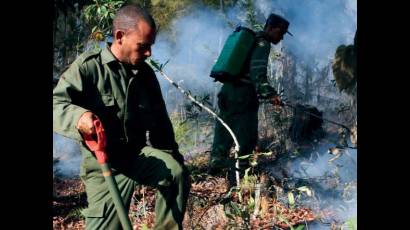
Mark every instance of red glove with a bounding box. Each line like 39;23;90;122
270;95;283;112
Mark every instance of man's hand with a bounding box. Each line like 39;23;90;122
76;111;97;135
271;95;282;106
270;95;283;112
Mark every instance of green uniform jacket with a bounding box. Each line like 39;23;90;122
53;44;178;154
247;31;277;98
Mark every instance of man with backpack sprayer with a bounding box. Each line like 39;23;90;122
208;13;293;180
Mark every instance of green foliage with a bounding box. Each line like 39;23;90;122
147;58;166;71
277;213;296;230
201;0;237;9
54;1;90;76
224;199;251;228
240;0;263;30
54;0;93;19
294;225;305;230
247;196;255;211
83;0;125;40
343;217;357;230
144;0;194;31
140;223;150;230
171;114;194;148
296;186;312;197
287;191;295;209
285;186;313;212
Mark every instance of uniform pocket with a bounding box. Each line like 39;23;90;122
93;94;123;142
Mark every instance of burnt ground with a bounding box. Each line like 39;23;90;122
53;152;322;230
53;178;86;229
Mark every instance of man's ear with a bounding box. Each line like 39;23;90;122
114;30;125;44
266;24;276;32
264;25;271;33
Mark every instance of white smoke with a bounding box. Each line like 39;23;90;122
152;7;234;113
53;132;81;178
274;138;357;228
151;1;356;113
254;0;357;68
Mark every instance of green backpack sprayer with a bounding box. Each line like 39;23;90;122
210;26;256;82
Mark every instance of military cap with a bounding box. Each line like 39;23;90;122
266;13;293;36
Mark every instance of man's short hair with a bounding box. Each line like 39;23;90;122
264;13;292;36
113;5;156;36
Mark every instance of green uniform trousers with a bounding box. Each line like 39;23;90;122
80;145;190;230
210;82;259;168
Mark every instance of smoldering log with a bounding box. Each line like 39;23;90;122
288;104;324;143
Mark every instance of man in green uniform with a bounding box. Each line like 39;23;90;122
53;5;190;230
209;13;292;176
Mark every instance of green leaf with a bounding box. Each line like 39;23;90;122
100;5;107;14
294;225;305;230
162;59;170;69
225;212;235;220
288;192;295;209
261;151;272;156
247;196;255;210
231;202;241;215
99;16;105;24
297;186;312;197
344;217;357;230
141;223;149;230
277;214;294;230
147;58;160;70
244;167;251;182
237;154;252;159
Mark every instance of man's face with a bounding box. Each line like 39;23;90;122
266;25;287;45
120;20;156;66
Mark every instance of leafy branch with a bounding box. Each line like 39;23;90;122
83;0;125;41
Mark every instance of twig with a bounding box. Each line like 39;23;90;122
147;58;241;186
328;153;342;163
253;183;261;216
142;186;146;219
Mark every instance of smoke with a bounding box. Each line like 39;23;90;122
53;132;81;178
150;1;356;113
151;7;234;113
254;0;357;68
269;137;357;228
